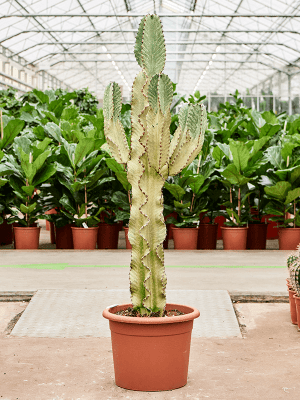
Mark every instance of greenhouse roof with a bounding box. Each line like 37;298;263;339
1;0;300;99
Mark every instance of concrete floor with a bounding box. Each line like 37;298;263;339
0;220;291;294
1;302;299;400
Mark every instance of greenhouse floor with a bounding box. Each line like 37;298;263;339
1;221;299;399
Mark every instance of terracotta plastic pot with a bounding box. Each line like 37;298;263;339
278;228;300;250
55;224;74;249
0;219;13;245
262;215;279;239
97;223;119;249
197;223;218;250
45;208;57;231
165;212;177;240
172;227;198;250
289;288;298;325
71;226;98;250
14;226;41;249
103;303;200;391
246;223;268;250
123;227;131;249
221;226;248;250
293;294;300;330
215;215;226;240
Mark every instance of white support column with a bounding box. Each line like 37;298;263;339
288;73;292;115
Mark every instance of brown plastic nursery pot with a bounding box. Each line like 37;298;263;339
172;227;198;250
0;219;13;245
197;223;218;250
288;288;298;325
278;228;300;250
123;227;131;249
71;227;98;250
293;294;300;330
246;223;268;250
103;303;200;391
221;226;248;250
14;226;41;249
97;223;119;249
55;224;74;249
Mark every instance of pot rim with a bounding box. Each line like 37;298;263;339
278;227;300;230
13;226;41;230
198;222;218;226
221;226;248;230
71;226;99;230
103;303;200;325
172;227;198;231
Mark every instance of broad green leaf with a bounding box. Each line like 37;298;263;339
33;89;49;104
36;137;52;152
264;146;283;169
59;193;77;215
264;181;292;202
221;164;251;186
188;175;205;194
105;158;124;173
249;136;270;158
229;139;250;172
74;138;94;166
281;141;300;162
115;171;131;191
174;200;190;209
164;182;185;201
45;122;62;142
61;106;79;121
217;142;231;159
19;149;36;183
33;165;56;187
285;188;300;205
291;166;300;184
0;119;25;150
212;145;223;168
33;151;50;172
20;202;37;215
260;122;281;138
21;185;35;197
0;178;8;187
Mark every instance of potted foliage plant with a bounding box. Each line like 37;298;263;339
3;136;56;249
95;157;131;249
53;137;110;250
216;136;271;249
0;112;25;244
102;15;206;391
164;177;207;250
263;139;300;250
110;190;131;249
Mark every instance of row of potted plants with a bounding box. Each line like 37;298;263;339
1;69;300;251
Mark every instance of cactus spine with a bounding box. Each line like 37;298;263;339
103;15;207;315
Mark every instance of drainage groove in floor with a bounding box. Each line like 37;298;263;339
10;289;242;338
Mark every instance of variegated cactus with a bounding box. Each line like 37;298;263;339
103;14;207;315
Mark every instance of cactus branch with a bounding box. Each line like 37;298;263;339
103;14;206;314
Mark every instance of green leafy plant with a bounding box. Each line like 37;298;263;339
103;14;207;315
3;136;56;226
